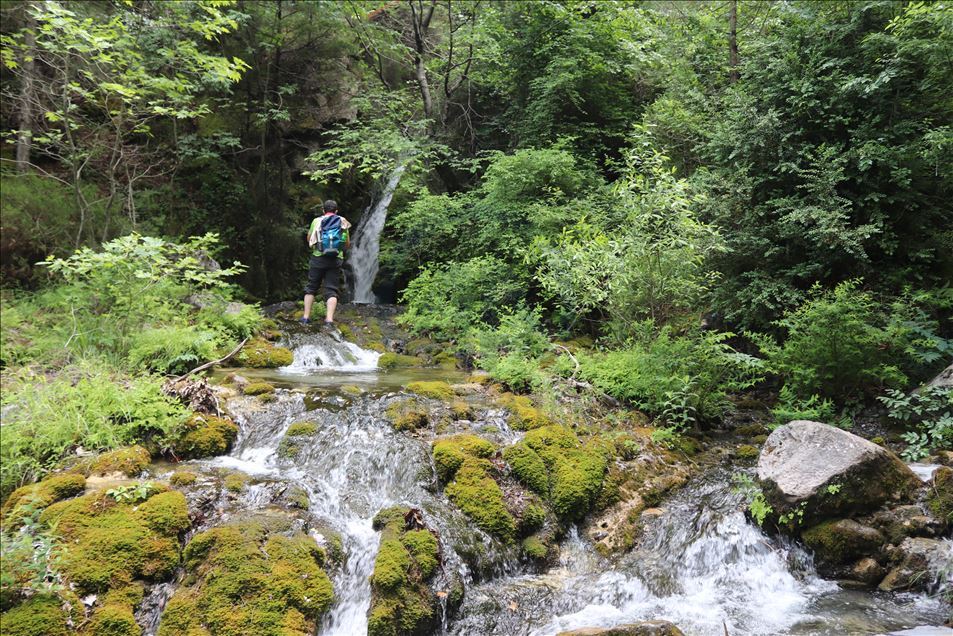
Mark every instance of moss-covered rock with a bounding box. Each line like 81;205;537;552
386;400;430;432
405;381;454;401
522;535;549;560
505;426;610;521
286;421;319;437
928;466;952;524
279;421;320;458
235;338;293;368
446;458;516;544
450;401;474;421
497;393;551;430
223;472;249;493
243;381;275;396
158;516;334;636
433;351;458;370
367;507;442;636
379;352;423;369
170;414;239;460
169;471;198;487
736;444;759;460
432;435;495;482
2;472;86;527
40;486;189;594
87;600;140;636
800;518;885;565
86;446;151;477
0;594;70;636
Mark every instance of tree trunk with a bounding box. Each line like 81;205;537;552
728;0;739;83
16;5;36;173
410;1;436;119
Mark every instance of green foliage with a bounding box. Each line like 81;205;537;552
731;472;773;527
400;256;527;340
771;385;850;429
0;507;63;610
879;386;953;461
0;365;187;498
465;308;550;392
752;281;949;401
127;326;220;375
532;140;722;337
106;482;161;504
579;326;763;421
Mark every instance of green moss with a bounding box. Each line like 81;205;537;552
0;594;69;636
432;435;495;482
450;401;474;420
446;458;516;543
379;352;422;369
341;384;363;396
506;426;610;522
386;401;430;432
87;446;151;477
502;444;549;495
170;414;239;460
405;381;454;401
243;382;275;396
367;507;441;636
159;517;333;636
138;491;191;535
929;466;952;523
433;352;458;369
736;444;760;460
752;434;769;445
169;471;197;487
497;393;551;430
522;535;548;560
40;487;187;594
736;423;769;437
87;602;140;636
801;519;884;564
235;338;293;368
337;324;354;341
223;473;248;493
367;342;387;353
2;472;86;527
286;421;319;437
404;338;436;355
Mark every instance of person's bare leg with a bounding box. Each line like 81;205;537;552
325;297;338;323
303;294;315;320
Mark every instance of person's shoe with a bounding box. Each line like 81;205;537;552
298;317;311;326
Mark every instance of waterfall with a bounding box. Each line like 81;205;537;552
350;165;406;303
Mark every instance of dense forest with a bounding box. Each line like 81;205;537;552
1;1;951;635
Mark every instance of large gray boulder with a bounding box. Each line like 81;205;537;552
757;421;920;527
558;622;685;636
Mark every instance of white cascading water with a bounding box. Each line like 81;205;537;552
278;330;381;373
349;165;406;303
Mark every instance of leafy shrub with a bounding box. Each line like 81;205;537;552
400;256;527;340
770;385;850;429
579;325;763;421
0;365;187;498
463;307;550;392
197;303;263;340
0;506;63;611
752;281;949;401
127;326;221;375
879;386;953;461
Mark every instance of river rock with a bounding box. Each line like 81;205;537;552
922;362;953;390
757;421;920;526
878;537;953;592
557;621;685;636
849;557;886;585
800;518;885;565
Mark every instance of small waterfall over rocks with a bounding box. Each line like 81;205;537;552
279;330;381;373
350;165;406;303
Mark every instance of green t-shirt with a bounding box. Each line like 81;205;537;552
308;214;350;259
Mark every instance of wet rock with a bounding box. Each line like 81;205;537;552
878;536;952;592
868;504;947;543
757;421;920;526
849;557;886;586
927;466;952;526
557;621;686;636
800;518;885;565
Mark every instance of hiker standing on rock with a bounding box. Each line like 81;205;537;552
301;200;351;326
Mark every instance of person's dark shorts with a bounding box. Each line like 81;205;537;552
304;254;342;300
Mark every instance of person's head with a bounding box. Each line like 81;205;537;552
322;199;338;214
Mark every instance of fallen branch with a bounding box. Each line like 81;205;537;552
174;337;248;382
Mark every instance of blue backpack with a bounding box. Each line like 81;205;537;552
317;214;345;255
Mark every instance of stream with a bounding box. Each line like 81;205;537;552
151;329;950;636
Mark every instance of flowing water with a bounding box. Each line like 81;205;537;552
350;166;406;303
148;330;951;636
